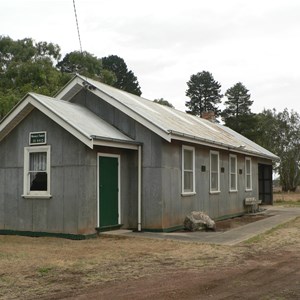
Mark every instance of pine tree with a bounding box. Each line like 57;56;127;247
223;82;253;118
222;82;254;136
185;71;222;117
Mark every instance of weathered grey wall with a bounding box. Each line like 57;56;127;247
72;91;164;230
0;109;98;234
160;140;266;230
0;106;140;234
70;90;273;231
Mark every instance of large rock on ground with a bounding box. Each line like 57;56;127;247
184;211;216;231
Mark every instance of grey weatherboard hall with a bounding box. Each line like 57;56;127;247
0;74;278;238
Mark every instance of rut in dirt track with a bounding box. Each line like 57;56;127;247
60;252;300;300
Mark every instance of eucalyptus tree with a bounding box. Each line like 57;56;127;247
255;108;300;192
0;36;68;119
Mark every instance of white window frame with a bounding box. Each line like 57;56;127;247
182;145;196;195
210;150;220;193
22;145;51;198
229;154;238;192
245;157;252;191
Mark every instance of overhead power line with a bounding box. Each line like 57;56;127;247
73;0;83;54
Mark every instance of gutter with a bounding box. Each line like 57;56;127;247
169;130;279;162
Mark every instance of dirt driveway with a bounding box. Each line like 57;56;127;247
0;215;299;300
69;251;300;300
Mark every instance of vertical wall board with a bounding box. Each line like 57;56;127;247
47;167;64;232
32;200;48;232
3;168;19;229
195;147;210;213
0;138;6;168
77;165;97;234
161;167;182;228
3;132;21;169
69;88;87;106
61;133;81;166
208;194;220;219
114;109;136;139
123;151;138;229
199;150;211;214
62;166;79;234
17;173;33;231
228;192;239;215
218;151;229;216
252;157;259;197
150;134;163;168
237;155;245;208
135;124;153;167
119;152;129;227
81;91;137;139
161;141;182;228
84;92;115;125
142;167;163;229
0;169;5;228
181;194;198;216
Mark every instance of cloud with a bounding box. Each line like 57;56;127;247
1;0;300;114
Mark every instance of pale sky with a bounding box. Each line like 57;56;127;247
1;0;300;113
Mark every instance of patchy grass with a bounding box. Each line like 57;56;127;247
0;217;300;299
244;217;300;253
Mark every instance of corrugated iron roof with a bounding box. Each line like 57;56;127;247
1;74;278;160
29;93;134;144
75;75;279;161
0;92;136;149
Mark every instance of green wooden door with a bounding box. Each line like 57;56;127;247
99;156;119;228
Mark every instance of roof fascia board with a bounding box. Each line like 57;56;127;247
0;97;34;142
28;96;93;149
56;75;171;142
0;96;32;131
55;76;82;100
170;133;278;161
171;134;228;150
92;139;139;150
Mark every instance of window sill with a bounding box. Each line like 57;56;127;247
210;191;220;194
229;190;238;193
245;189;253;192
181;192;196;197
22;194;52;199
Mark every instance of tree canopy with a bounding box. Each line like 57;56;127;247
101;55;142;96
185;71;222;117
0;36;69;119
56;51;116;86
254;109;300;192
0;36;143;119
222;82;255;138
223;82;253;118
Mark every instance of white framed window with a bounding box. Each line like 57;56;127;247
229;154;237;192
182;146;195;195
210;151;220;193
245;157;252;191
23;145;51;198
